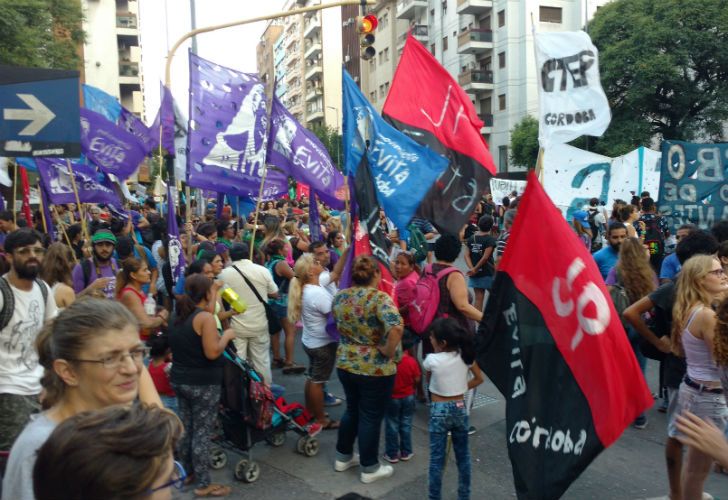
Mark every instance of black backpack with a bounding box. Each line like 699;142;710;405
587;208;602;252
0;277;49;330
642;215;665;257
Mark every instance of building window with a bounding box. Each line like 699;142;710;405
498;9;505;27
430;43;436;55
442;1;447;12
384;48;390;61
370;91;377;102
498;51;505;69
540;6;563;23
498;93;506;110
378;51;384;64
385;81;390;93
499;145;508;171
442;36;448;51
430;8;435;17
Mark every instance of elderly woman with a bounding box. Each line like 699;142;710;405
332;256;403;484
3;299;162;500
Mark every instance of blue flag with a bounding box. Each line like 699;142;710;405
166;183;186;286
342;70;448;230
83;84;122;123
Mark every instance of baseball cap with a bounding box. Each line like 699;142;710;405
91;229;117;245
572;210;591;230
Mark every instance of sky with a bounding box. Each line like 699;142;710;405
139;0;286;124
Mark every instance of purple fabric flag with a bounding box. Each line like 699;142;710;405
166;182;186;286
309;191;323;242
80;108;147;180
119;107;157;155
266;96;345;208
149;82;176;154
216;192;225;219
36;158;121;206
186;52;288;199
39;184;56;241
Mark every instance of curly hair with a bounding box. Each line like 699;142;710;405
616;238;657;304
714;297;728;367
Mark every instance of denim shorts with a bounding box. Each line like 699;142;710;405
468;275;493;290
303;342;338;383
269;301;287;320
667;381;728;438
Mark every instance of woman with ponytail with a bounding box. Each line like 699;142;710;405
116;257;169;341
288;254;338;429
168;274;235;498
3;299;162;500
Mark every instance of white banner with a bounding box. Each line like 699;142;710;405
535;31;611;148
543;144;661;219
490;178;527;205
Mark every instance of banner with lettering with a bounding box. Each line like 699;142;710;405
476;171;652;498
79;108;147;180
490;178;526;205
36;158;120;206
535;31;611;148
543;144;661;220
658;140;728;231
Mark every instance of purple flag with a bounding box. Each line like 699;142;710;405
150;83;176;155
186;52;288;199
166;183;186;285
39;185;56;241
309;191;322;242
80;108;147;180
36;158;120;206
266;96;345;208
119;107;157;155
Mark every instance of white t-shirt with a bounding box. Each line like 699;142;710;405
219;260;278;337
423;351;470;397
0;278;58;395
318;269;337;297
2;412;57;500
301;284;334;349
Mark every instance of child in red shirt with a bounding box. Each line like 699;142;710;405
383;336;421;463
147;332;177;414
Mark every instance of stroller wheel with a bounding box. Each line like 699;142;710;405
209;447;228;470
266;431;286;447
297;436;320;457
234;459;260;483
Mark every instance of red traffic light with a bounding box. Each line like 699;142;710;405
358;14;378;33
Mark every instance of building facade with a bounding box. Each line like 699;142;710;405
257;24;284;101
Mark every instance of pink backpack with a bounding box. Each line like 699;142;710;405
408;264;461;335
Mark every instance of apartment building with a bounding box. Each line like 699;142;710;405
82;0;143;115
257;24;284;101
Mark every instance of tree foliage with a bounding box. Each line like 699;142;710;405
587;0;728;156
311;124;343;171
0;0;84;70
509;115;540;168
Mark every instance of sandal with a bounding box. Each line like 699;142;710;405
321;419;340;430
282;362;306;374
194;484;232;497
272;358;285;369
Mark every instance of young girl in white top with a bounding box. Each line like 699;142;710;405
423;317;484;500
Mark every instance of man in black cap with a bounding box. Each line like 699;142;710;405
71;229;119;299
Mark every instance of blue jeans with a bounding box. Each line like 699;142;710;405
335;369;395;471
429;401;470;500
384;395;415;457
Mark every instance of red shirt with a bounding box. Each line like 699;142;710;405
391;353;421;399
148;360;175;396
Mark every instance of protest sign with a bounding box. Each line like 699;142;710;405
490;178;526;205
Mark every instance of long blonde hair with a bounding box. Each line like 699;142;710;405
616;238;657;304
671;255;718;357
287;254;317;323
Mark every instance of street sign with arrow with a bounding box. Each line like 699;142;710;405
0;66;81;158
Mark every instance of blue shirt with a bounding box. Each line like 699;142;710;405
659;253;681;281
592;246;618;281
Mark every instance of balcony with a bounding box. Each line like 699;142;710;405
116;13;137;30
397;24;428;49
396;0;427;20
305;61;323;81
458;69;493;93
305;86;323;102
304;15;321;39
479;113;493;132
457;28;493;54
304;41;322;59
307;107;324;122
456;0;493;15
119;61;139;77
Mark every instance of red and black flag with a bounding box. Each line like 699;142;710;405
382;34;496;235
476;171;652;499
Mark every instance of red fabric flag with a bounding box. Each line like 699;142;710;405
477;171;652;498
19;167;32;227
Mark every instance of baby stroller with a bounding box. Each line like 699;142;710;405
210;346;321;483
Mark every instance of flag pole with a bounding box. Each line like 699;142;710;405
51;205;79;264
65;160;91;245
248;167;269;260
37;185;48;234
12;162;17;224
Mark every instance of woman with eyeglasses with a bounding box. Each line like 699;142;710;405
668;255;728;499
33;403;182;500
3;299;163;500
169;274;236;498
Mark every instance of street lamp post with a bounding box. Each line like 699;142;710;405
326;105;341;169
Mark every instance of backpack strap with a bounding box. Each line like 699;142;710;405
0;277;14;331
35;279;49;306
434;265;461;280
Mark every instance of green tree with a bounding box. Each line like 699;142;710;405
587;0;728;156
0;0;84;70
509;115;540;168
311;124;343;171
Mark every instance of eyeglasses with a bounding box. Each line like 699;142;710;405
149;461;187;493
708;269;726;277
14;247;46;257
68;346;149;370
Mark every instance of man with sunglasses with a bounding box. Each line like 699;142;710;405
0;229;58;452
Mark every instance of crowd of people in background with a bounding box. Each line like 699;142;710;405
0;186;726;500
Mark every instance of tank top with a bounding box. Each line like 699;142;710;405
119;286;150;340
169;309;225;386
682;306;720;382
432;263;471;333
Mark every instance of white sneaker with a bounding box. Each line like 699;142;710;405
334;453;360;472
360;464;394;483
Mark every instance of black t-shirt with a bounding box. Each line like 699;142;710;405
648;281;686;388
466;234;497;277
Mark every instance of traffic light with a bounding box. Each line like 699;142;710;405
358;14;378;61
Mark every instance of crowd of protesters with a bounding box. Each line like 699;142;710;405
0;187;726;500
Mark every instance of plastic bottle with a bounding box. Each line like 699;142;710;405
221;287;247;314
144;295;156;316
